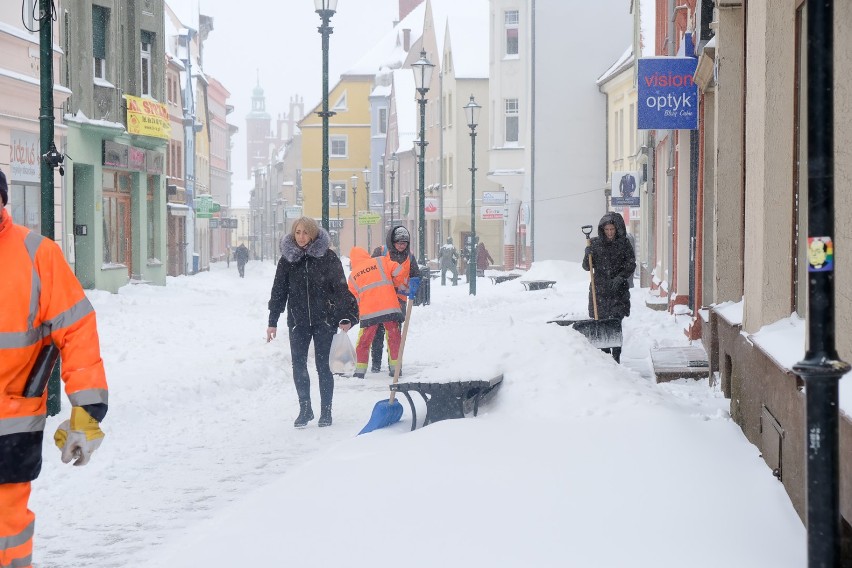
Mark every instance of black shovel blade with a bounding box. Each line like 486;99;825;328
568;318;623;349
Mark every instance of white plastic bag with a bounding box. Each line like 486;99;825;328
329;329;356;377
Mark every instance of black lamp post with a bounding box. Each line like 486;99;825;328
412;49;434;263
350;173;358;248
362;166;371;250
314;0;338;231
389;152;398;229
792;2;850;566
463;94;481;296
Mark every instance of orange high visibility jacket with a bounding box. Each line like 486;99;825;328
0;209;108;483
347;247;406;327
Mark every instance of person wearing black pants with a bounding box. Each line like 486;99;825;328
267;217;358;428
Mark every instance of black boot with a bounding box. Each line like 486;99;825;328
318;404;332;427
294;401;314;428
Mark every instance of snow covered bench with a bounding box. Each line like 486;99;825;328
520;280;556;291
489;273;522;284
389;375;503;430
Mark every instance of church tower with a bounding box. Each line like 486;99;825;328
245;72;272;178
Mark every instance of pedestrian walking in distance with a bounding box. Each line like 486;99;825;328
0;168;110;568
476;240;494;277
234;243;249;278
266;216;359;428
439;236;459;286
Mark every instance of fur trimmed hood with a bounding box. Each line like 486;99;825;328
280;228;332;263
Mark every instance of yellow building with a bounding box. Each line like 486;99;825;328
299;77;373;257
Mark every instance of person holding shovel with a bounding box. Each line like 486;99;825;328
582;212;635;363
348;246;407;379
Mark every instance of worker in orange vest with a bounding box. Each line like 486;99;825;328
348;246;408;378
0;169;109;568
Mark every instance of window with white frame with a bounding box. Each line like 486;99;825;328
378;107;387;134
141;31;153;96
505;98;519;143
330;135;348;158
628;103;636;155
333;91;347;111
505;10;519;56
92;5;109;80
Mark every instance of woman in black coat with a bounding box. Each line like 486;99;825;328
266;217;358;428
582;212;636;362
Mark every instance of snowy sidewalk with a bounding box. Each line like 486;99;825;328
30;260;805;568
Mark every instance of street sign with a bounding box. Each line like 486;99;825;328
482;191;507;205
194;195;213;219
481;206;508;221
285;206;302;218
358;211;381;225
329;219;344;229
209;218;219;229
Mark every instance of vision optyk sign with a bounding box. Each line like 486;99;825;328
637;57;699;130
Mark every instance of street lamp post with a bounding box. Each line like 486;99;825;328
412;49;434;264
314;0;339;231
464;95;481;296
350;174;358;248
362;166;371;250
389;152;398;230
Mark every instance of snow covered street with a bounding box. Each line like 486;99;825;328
30;259;807;567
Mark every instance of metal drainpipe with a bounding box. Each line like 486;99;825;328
667;0;676;300
529;0;536;264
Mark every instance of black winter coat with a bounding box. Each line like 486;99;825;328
582;212;635;320
268;228;359;330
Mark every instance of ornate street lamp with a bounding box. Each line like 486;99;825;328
350;173;358;248
463;94;481;296
314;0;339;231
411;49;434;264
388;152;398;229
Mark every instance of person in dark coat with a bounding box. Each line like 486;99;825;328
370;225;420;373
266;216;359;428
475;241;494;277
582;212;635;363
439;236;459;286
234;244;249;277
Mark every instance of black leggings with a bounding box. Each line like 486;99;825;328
288;324;335;407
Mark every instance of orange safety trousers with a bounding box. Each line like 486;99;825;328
0;482;34;568
355;322;401;371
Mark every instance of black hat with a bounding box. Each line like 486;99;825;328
392;226;410;243
0;169;7;206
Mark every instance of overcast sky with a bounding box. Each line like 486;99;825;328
168;0;402;179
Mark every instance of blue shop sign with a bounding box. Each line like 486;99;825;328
637;57;699;130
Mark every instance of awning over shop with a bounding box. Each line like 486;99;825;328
167;202;190;217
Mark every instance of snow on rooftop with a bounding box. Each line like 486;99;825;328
596;45;634;85
344;3;426;77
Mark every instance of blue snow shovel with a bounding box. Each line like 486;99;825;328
358;277;420;435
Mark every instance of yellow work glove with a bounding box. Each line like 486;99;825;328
53;407;105;466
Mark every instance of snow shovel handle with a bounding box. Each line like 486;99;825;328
581;225;600;320
389;299;414;404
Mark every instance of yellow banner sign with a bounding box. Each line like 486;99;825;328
125;95;170;140
358;211;381;225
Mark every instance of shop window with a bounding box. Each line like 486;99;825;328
792;2;808;315
103;173;131;267
9;183;40;233
147;176;157;260
378;107;387;134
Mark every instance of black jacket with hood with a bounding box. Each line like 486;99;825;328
268;228;358;330
582;212;636;319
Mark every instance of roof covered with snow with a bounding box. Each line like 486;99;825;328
343;3;426;77
596;45;634;85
